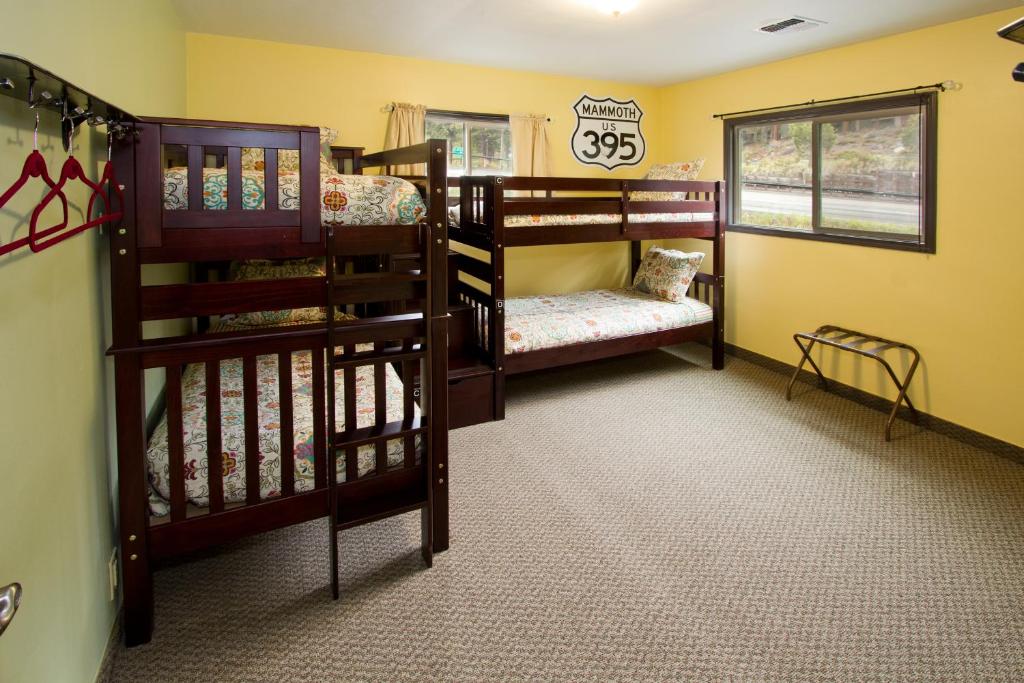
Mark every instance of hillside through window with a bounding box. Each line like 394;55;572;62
725;93;937;252
425;111;512;177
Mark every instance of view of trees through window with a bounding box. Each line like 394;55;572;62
425;112;512;177
733;103;925;242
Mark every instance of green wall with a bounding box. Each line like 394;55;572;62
0;2;185;681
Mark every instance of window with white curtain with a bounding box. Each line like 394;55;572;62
425;110;512;177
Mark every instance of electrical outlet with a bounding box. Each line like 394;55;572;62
107;548;118;601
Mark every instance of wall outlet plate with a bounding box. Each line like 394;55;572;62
107;548;118;602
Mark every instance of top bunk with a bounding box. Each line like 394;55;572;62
118;117;448;264
450;175;725;248
109;118;450;351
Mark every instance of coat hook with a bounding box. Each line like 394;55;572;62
0;583;21;637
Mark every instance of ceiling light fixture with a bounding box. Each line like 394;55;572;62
580;0;639;18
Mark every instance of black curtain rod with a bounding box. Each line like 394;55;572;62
711;82;951;120
426;107;552;123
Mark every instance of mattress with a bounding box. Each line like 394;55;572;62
504;212;714;228
504;288;713;354
146;331;415;516
163;168;427;225
447;207;713;229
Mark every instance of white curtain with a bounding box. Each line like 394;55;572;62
383;102;427;175
510;113;550;178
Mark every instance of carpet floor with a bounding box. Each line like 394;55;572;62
101;349;1024;682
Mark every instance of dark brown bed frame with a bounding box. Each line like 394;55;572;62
448;174;725;420
108;117;449;646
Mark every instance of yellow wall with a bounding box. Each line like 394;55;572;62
656;8;1024;447
0;2;185;682
186;16;1024;447
185;33;663;296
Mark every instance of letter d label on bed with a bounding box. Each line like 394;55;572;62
571;95;646;171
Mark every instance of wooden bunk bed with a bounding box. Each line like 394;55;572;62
108;118;449;646
448;174;725;421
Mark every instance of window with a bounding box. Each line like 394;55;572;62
425;110;512;177
725;93;937;252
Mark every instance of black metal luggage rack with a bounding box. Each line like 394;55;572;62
786;325;921;441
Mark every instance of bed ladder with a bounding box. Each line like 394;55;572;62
323;226;435;599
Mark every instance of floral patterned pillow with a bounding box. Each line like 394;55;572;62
631;158;705;202
239;126;339;176
631;246;704;303
227;258;327;327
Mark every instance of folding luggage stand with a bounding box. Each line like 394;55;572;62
786;325;921;441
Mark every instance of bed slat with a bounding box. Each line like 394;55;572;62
264;148;279;212
402;354;416;469
227;147;242;211
187;146;204;213
374;343;388;475
243;356;261;505
343;344;358;484
312;348;327;490
279;352;294;497
205;361;224;513
167;366;187;523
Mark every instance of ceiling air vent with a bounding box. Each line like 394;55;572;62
756;16;826;35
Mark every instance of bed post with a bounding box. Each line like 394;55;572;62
491;176;506;421
426;140;450;552
299;130;320;243
630;240;642;281
712;180;726;370
109;126;155;646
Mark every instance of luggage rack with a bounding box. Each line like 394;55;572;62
786;325;921;441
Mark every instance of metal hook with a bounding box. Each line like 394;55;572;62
0;583;21;638
27;77;52;110
61;97;74;157
33;111;39;151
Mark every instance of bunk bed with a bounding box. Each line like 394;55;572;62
108;117;449;646
448;174;725;421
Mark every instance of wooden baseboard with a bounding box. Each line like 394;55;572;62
723;342;1024;465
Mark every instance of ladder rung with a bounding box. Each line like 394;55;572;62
331;272;426;288
331;344;424;368
334;417;425;450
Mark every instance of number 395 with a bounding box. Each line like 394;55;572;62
580;131;638;161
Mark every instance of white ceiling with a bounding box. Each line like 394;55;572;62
174;0;1020;85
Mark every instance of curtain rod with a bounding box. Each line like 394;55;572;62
711;81;956;120
381;104;551;122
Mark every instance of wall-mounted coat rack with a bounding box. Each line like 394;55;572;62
0;53;135;257
0;53;135;148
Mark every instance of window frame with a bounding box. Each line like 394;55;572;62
425;109;512;177
723;92;938;253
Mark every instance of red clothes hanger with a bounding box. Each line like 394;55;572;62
29;125;122;253
90;156;123;221
0;113;69;257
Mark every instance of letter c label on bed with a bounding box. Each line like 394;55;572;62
571;95;646;171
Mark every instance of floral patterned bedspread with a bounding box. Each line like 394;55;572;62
163;168;426;225
504;212;713;228
447;207;713;229
146;333;414;516
505;288;712;354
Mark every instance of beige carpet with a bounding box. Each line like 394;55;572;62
102;349;1024;682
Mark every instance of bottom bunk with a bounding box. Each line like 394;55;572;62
503;286;716;375
146;324;416;522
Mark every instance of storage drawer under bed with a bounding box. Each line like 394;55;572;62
448;372;495;429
